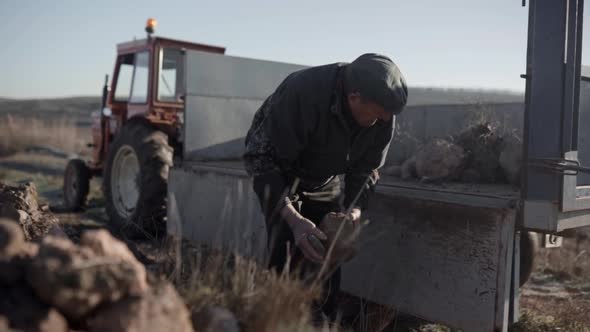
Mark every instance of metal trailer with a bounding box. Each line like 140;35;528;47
167;1;590;330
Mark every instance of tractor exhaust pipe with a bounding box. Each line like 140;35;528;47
101;75;109;110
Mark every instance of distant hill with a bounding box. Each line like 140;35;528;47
0;88;523;125
407;87;523;106
0;97;101;126
0;96;101;115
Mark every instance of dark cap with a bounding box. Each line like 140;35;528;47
345;53;408;114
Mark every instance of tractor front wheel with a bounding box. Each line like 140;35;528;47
63;159;90;211
103;121;173;238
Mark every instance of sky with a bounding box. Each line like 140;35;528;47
0;0;586;98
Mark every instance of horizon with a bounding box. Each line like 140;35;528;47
0;85;525;101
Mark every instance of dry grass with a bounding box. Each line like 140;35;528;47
161;241;338;332
510;310;590;332
0;114;89;157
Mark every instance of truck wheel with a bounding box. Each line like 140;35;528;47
63;159;90;211
519;231;539;287
103;121;173;238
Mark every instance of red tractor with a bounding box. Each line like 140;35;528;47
62;19;225;236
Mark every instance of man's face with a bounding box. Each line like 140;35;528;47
347;92;393;128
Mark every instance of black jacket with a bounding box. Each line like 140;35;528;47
244;63;395;217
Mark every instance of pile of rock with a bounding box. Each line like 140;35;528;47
0;217;194;332
0;182;58;240
383;123;523;185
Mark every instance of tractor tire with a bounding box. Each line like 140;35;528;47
519;231;540;287
63;159;90;211
103;121;173;238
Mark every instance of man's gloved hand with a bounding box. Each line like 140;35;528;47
280;203;327;264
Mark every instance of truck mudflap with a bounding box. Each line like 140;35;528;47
340;180;520;332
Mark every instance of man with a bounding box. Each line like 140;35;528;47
243;53;408;317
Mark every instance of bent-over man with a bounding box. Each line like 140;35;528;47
243;53;408;319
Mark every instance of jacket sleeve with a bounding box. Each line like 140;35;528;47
344;117;395;211
249;74;318;220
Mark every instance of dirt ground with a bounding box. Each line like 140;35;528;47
2;150;590;332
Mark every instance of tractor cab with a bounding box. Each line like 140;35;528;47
90;19;225;170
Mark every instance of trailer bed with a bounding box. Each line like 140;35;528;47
177;160;520;208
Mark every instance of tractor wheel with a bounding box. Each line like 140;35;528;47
519;231;540;287
103;121;173;238
63;159;90;211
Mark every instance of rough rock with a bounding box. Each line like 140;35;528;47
379;165;402;177
0;283;68;332
319;212;361;268
88;283;194;332
499;133;522;185
0;220;38;285
27;231;148;321
192;306;240;332
401;156;417;179
389;129;421;165
455;123;503;183
47;224;69;239
0;219;24;258
460;168;482;183
80;230;148;294
0;182;59;240
0;243;38;286
414;139;465;182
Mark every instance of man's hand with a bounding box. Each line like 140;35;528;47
280;203;327;264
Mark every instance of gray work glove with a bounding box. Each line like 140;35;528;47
281;204;327;264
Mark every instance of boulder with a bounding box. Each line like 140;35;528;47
401;156;417;179
80;230;148;295
27;231;148;321
88;283;194;332
0;182;58;240
0;220;37;285
0;218;24;258
379;165;402;177
0;283;68;332
192;306;240;332
319;212;361;268
455;123;503;183
499;133;522;185
414;139;465;182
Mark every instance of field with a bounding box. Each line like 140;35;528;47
1;93;589;331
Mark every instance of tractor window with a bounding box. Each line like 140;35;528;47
129;51;150;104
114;54;134;102
158;48;184;102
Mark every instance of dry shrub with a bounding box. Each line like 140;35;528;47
168;242;333;332
0;114;88;157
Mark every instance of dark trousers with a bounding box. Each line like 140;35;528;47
266;177;342;320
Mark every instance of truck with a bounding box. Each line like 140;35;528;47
63;1;590;330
